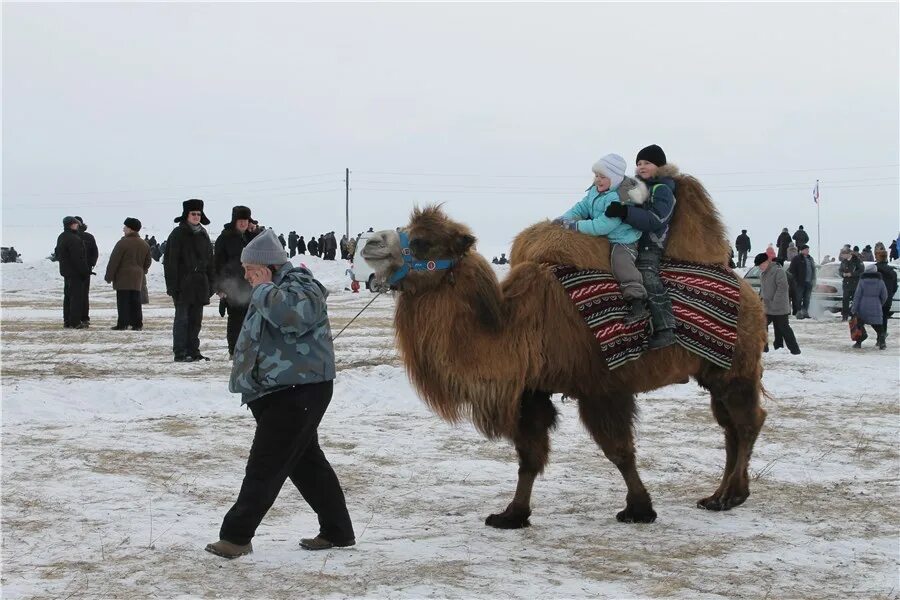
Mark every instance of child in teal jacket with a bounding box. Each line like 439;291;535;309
555;153;649;324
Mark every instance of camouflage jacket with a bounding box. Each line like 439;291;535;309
229;263;336;403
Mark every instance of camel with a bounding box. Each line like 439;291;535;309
360;168;767;528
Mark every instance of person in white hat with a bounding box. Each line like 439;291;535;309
552;153;649;324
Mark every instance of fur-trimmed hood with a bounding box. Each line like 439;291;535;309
626;164;681;205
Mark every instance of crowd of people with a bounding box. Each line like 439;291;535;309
734;231;898;353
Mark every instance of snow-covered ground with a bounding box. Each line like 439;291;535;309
2;255;898;599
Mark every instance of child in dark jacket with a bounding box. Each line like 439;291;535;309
604;144;677;348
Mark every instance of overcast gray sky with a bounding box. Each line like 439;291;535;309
3;2;898;261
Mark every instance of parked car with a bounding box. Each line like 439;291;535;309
742;262;899;318
349;232;378;291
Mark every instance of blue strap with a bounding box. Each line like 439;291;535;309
388;231;456;285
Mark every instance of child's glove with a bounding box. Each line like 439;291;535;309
605;202;628;219
553;218;579;231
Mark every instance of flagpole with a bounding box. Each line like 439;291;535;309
816;179;821;263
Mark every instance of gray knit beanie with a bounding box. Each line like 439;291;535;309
241;229;289;265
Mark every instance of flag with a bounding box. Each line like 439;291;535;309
813;180;819;204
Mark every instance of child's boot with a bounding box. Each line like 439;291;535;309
624;299;650;325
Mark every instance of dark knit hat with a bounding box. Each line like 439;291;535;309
231;205;252;222
174;198;210;225
753;252;769;266
63;216;78;227
798;244;809;251
124;217;142;232
636;144;666;167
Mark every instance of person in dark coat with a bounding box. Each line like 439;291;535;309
288;231;298;258
604;144;678;348
164;199;215;362
73;216;98;325
105;218;151;330
776;228;792;264
839;245;865;320
307;235;319;257
787;244;817;319
317;234;325;258
889;239;899;261
56;216;91;328
756;253;800;354
875;249;897;341
859;245;874;262
205;230;354;559
792;225;809;248
297;235;306;255
214;205;259;357
852;263;889;349
735;229;751;268
277;233;287;250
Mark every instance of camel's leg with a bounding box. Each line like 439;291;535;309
578;394;656;523
697;378;766;511
696;394;738;508
485;390;557;529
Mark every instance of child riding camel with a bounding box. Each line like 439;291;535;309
604;145;677;349
554;153;650;325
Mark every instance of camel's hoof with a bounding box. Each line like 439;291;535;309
485;511;531;529
697;493;747;511
616;504;657;523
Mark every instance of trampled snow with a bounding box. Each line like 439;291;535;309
1;254;898;599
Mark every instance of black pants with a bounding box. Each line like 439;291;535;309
116;290;143;328
858;323;885;343
226;304;248;356
172;302;204;358
796;282;813;315
220;382;354;546
883;303;893;336
82;276;92;322
737;251;748;268
766;314;800;353
842;280;858;318
63;276;88;327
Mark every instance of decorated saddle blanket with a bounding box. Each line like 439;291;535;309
551;260;741;370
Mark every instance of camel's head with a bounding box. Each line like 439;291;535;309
360;205;476;292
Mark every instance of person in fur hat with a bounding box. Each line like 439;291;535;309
604;144;678;348
875;249;897;341
164;199;215;362
554;153;649;324
214;205;259;357
105;218;151;330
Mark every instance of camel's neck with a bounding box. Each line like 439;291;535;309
392;257;522;439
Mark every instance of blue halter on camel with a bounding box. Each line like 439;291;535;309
388;231;457;286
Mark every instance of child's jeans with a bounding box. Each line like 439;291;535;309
635;245;676;333
611;242;647;301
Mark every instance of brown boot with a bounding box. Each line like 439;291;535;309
205;539;253;559
299;536;355;551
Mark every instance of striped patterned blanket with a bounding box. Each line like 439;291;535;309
551;260;741;370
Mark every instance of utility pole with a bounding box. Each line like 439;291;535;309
345;168;350;239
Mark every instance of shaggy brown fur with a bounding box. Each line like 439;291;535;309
361;197;767;529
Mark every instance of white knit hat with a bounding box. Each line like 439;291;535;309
241;229;289;265
591;153;627;190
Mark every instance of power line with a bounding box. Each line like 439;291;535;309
13;171;343;197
